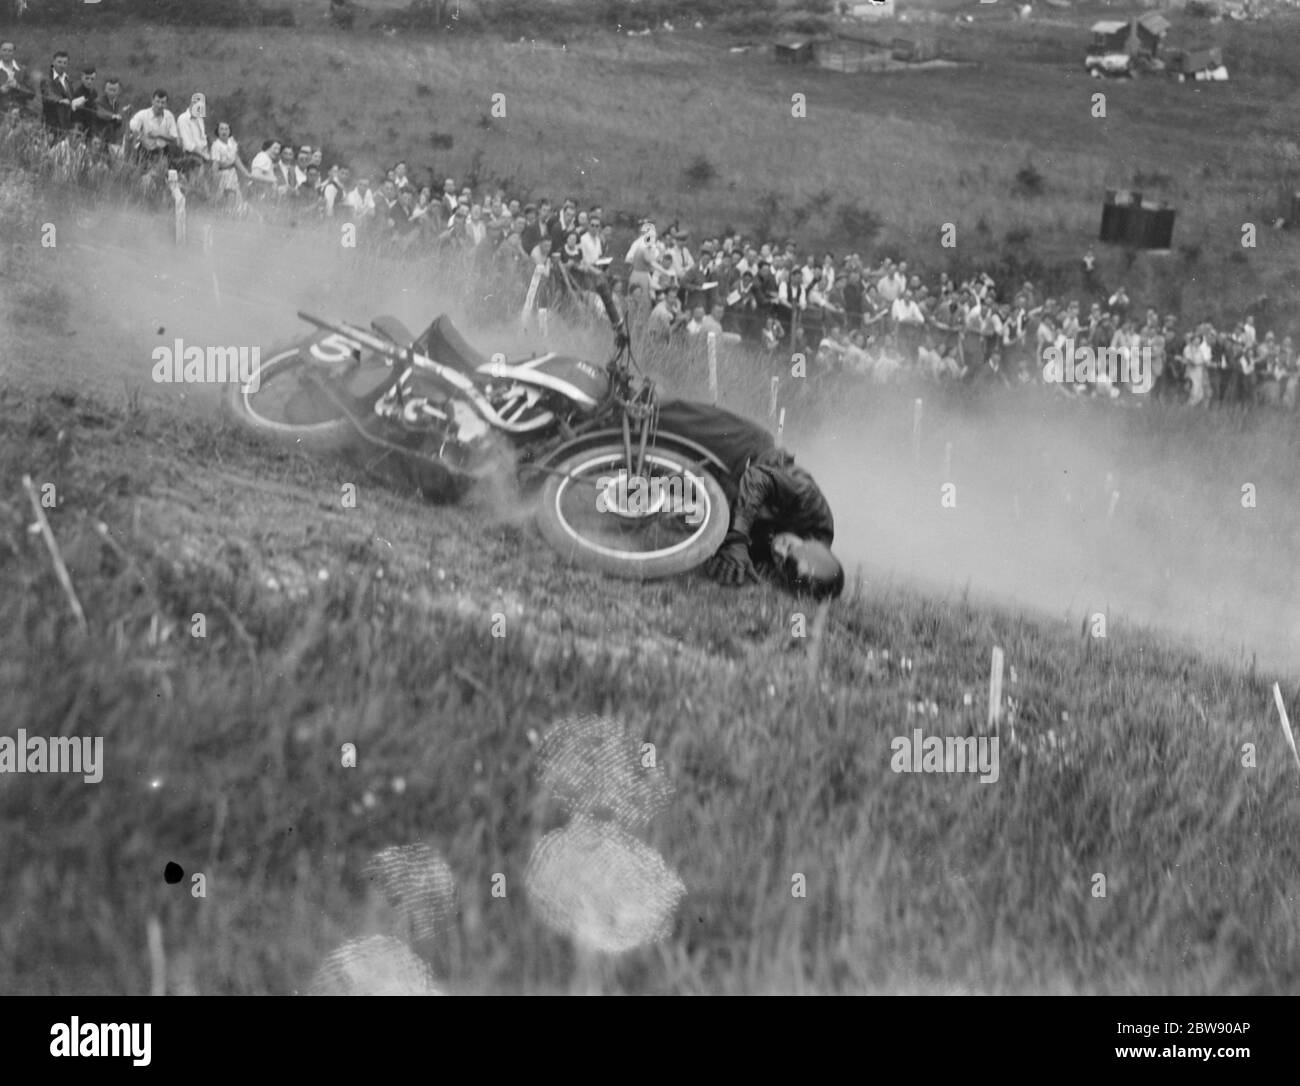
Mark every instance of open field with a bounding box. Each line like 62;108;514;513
2;7;1300;996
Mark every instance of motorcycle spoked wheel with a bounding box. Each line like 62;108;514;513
535;442;730;580
225;339;395;450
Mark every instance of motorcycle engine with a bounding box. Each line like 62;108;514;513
449;398;490;445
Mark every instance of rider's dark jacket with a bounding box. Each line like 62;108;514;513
655;399;834;562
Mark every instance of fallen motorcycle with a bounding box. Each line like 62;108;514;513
225;311;733;579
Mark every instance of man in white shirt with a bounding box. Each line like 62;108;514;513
128;89;179;164
1183;329;1211;406
579;215;605;268
344;175;375;219
466;203;487;247
664;229;695;282
799;254;817;291
176;93;207;158
175;92;208;180
891;289;925;361
876;260;905;303
700;304;725;338
0;41;34;113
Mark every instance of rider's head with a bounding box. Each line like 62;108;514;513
771;533;844;600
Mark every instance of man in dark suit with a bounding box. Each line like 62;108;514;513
548;196;579;251
93;77;127;147
41;50;77;135
71;66;99;134
519;204;543;258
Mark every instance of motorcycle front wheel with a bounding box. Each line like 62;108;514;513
535;442;730;580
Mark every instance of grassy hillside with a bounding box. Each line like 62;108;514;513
3;377;1298;995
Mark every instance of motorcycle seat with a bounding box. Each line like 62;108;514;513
415;315;494;373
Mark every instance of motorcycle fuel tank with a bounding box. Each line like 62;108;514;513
484;353;610;413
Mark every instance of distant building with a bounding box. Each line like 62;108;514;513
1089;14;1170;58
849;0;896;18
773;34;818;64
816;27;891;72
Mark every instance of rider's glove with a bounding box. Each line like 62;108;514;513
703;529;760;586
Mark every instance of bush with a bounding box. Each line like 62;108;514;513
683;155;718;189
834;201;884;248
1013;163;1045;198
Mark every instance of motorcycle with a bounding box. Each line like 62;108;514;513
225;310;733;580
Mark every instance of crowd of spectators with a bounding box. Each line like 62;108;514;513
3;40;1296;410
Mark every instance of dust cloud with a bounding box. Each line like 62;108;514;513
35;205;1300;678
798;385;1300;679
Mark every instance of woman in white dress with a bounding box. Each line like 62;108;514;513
210;121;251;212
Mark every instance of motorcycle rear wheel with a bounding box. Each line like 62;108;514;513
535;442;730;580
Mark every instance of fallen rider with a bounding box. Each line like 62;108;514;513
653;399;845;600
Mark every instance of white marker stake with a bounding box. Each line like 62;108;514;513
538;307;549;340
521;264;543;325
707;332;719;404
171;185;186;245
1107;490;1120;521
912;398;923;468
22;474;87;634
769;375;779;417
776;407;785;443
987;646;1004;736
1273;683;1300;774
